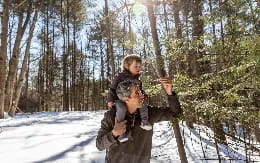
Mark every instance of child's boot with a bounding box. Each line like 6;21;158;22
140;119;152;130
139;98;152;130
118;133;128;143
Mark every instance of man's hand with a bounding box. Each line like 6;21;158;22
107;102;114;108
159;77;173;95
112;118;127;137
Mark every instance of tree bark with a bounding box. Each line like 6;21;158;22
37;48;44;112
188;0;204;76
126;3;134;54
208;0;216;44
92;56;96;110
10;4;41;116
45;0;50;111
254;124;260;142
212;119;227;145
172;119;188;162
100;38;105;109
72;15;77;110
170;0;184;77
0;0;10;118
147;4;166;77
66;0;71;111
61;0;69;111
5;2;32;115
122;16;126;57
104;0;115;82
146;3;188;163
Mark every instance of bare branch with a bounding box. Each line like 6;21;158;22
13;0;27;11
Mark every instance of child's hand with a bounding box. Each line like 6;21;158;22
107;102;115;108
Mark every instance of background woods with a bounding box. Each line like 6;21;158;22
0;0;259;162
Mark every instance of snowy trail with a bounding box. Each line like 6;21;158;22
0;111;259;163
0;111;105;163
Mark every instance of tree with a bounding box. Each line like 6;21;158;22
4;1;32;116
0;0;10;118
104;0;116;82
146;2;188;163
10;1;43;117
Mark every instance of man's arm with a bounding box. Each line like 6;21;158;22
149;93;182;123
96;111;117;151
96;110;127;151
149;77;182;123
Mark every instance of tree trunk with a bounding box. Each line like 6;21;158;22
86;60;90;110
92;58;96;110
104;0;115;82
122;16;126;57
5;3;32;115
37;51;45;112
162;2;173;78
170;0;184;77
254;124;260;142
208;0;216;44
0;0;10;118
146;4;166;77
188;0;204;77
217;0;224;72
126;3;134;54
146;4;188;163
45;1;50;111
72;16;77;110
172;119;188;162
183;0;190;75
10;5;41;116
212;119;227;145
66;0;72;111
100;38;105;109
25;51;30;112
61;0;69;111
213;131;222;163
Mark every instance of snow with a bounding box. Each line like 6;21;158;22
0;111;259;163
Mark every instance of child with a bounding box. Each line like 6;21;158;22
107;54;152;143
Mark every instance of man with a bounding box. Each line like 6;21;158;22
96;77;182;163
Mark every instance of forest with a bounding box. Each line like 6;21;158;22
0;0;259;162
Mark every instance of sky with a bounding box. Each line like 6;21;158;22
0;111;259;163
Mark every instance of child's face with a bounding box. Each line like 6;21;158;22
128;61;142;75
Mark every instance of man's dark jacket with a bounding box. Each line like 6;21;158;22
107;69;142;103
96;93;182;163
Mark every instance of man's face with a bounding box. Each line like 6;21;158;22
125;85;145;112
128;61;142;75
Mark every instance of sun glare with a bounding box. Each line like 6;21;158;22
132;2;146;16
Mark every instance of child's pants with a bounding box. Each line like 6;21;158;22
115;100;149;122
116;100;127;122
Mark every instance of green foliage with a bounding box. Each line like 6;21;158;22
171;34;260;125
240;36;260;65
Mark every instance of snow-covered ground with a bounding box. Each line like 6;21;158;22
0;111;259;163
